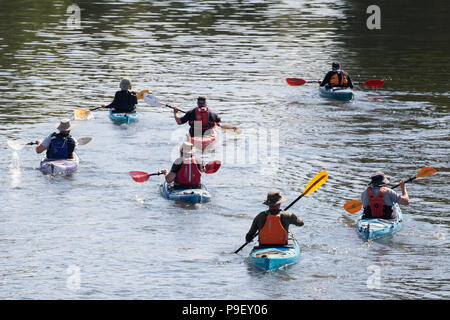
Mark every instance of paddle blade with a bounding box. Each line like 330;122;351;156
220;124;242;135
286;78;306;86
143;94;163;107
7;140;25;151
364;79;384;87
137;90;149;100
416;167;437;178
205;160;221;174
74;109;91;119
344;200;362;214
302;171;328;196
77;137;92;146
129;171;150;183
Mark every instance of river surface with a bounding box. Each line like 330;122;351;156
0;0;448;300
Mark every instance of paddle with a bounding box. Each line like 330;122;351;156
286;78;384;87
343;167;437;214
234;170;328;254
7;137;92;151
129;160;222;183
74;90;149;119
129;170;165;183
143;93;242;134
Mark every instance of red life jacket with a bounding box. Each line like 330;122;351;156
330;71;349;86
259;212;288;245
367;187;387;218
175;157;202;186
189;107;215;131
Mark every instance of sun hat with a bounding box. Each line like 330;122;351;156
263;190;287;206
179;141;197;155
369;171;390;186
56;118;75;131
119;78;132;90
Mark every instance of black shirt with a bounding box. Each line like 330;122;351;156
179;108;221;136
106;90;138;113
320;71;353;88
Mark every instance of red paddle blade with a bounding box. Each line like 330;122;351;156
129;171;150;183
364;79;384;87
286;78;306;86
205;160;221;174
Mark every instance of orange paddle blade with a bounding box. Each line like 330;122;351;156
205;160;221;174
137;90;149;100
363;79;384;87
129;171;150;183
416;167;437;178
344;200;362;214
286;78;306;86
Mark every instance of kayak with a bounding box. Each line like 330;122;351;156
109;109;139;124
356;203;403;240
319;86;354;101
187;125;219;151
249;233;300;271
159;181;211;203
39;153;80;175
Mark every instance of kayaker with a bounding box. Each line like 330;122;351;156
245;191;304;245
319;62;354;88
35;119;77;160
162;141;205;190
102;78;138;113
173;96;221;137
361;172;410;220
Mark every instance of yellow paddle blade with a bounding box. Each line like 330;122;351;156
416;167;437;178
74;109;90;119
343;200;362;214
220;124;242;135
137;90;149;100
302;171;328;196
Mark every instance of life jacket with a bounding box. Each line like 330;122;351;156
259;211;288;245
46;133;73;160
189;107;215;132
366;187;391;218
175;157;202;186
330;71;349;87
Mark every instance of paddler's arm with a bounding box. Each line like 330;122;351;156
245;218;259;243
35;140;46;154
397;180;410;205
285;211;304;227
346;73;354;89
173;107;183;125
162;169;176;183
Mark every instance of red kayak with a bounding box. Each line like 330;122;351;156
188;125;219;151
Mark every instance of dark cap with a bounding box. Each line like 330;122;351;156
369;171;390;186
332;62;341;69
263;190;286;206
197;96;206;102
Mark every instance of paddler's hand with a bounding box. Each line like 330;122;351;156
35;140;41;146
173;106;179;114
162;169;168;175
101;104;106;108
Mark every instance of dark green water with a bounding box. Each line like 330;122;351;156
0;0;448;299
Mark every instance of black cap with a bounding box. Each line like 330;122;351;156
197;96;206;102
332;62;341;69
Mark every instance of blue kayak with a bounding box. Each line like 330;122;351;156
159;181;211;203
319;86;354;101
249;233;300;271
356;203;403;240
109;109;139;124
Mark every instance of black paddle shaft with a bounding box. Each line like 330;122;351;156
391;176;415;189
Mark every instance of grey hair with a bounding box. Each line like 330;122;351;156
119;78;132;90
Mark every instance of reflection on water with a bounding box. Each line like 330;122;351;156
0;0;448;300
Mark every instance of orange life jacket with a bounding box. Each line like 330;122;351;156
259;212;288;245
175;157;202;186
330;71;349;87
367;187;387;218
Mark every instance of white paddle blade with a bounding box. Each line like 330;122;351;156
77;137;92;145
144;94;163;107
7;140;25;151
